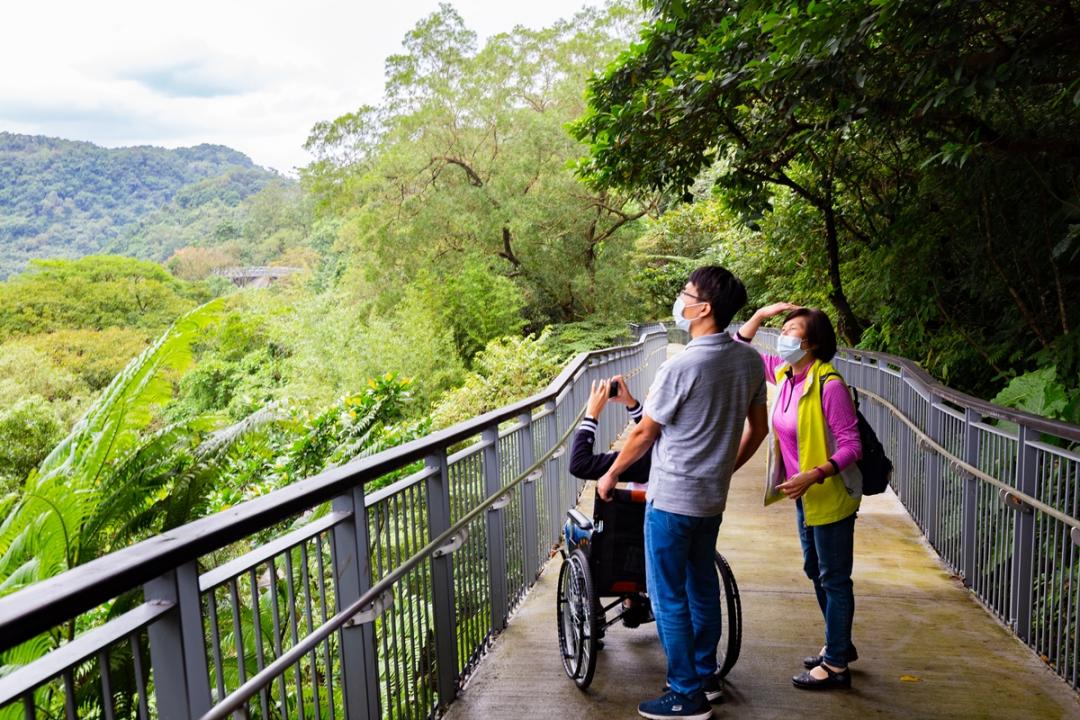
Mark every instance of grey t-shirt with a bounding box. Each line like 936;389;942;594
644;331;767;517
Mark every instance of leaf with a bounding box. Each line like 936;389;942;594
992;366;1068;418
900;674;921;683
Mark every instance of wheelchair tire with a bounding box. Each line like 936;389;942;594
715;551;742;677
556;548;599;689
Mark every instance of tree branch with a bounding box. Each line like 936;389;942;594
980;192;1050;348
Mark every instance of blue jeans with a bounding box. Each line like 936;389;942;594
796;499;856;668
644;502;723;697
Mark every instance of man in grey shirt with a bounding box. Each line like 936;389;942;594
598;266;769;720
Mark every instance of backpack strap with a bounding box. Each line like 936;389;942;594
819;370;860;410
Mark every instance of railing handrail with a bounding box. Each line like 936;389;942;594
858;386;1080;532
0;330;667;652
200;362;628;720
745;326;1080;442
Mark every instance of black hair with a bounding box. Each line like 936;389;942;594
783;308;838;361
687;266;747;330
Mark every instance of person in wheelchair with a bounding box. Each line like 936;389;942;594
569;376;653;628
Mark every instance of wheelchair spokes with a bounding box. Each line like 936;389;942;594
556;549;598;689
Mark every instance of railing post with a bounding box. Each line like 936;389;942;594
330;488;380;720
573;369;586;499
143;561;212;719
896;366;910;506
961;409;980;587
544;400;560;548
483;426;509;632
925;392;942;549
518;412;540;580
425;450;459;707
1011;425;1038;642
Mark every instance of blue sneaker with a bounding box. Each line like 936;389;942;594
637;690;713;720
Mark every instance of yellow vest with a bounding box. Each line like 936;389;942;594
767;359;862;526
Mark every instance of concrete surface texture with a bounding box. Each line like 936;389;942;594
443;428;1080;719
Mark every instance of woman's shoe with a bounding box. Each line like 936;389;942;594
802;643;857;669
792;664;851;691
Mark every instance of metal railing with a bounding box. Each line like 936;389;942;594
745;326;1080;692
0;330;669;720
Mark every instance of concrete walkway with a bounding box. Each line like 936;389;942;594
444;448;1080;719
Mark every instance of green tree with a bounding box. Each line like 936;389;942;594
574;0;1080;402
431;331;563;428
0;255;211;339
0;397;63;495
304;2;655;327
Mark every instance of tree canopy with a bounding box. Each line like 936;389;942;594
575;0;1080;411
304;2;654;326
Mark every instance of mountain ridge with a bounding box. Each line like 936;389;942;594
0;132;289;278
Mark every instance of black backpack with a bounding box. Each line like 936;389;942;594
820;373;894;495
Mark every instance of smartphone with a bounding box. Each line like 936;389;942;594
608;380;620;398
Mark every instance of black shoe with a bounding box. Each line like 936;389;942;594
623;594;652;628
792;664;851;691
701;675;724;703
802;643;858;669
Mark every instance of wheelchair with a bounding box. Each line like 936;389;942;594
557;488;742;689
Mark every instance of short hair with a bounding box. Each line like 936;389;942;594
688;266;747;330
784;308;838;361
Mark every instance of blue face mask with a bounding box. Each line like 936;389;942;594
777;334;806;364
672;297;704;332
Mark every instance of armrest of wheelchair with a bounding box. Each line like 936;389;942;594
566;508;593;531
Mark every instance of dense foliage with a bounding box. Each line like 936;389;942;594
0;133;285;278
575;0;1080;420
303;2;653;329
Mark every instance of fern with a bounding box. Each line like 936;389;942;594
0;300;226;683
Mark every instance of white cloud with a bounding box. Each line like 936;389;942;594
0;0;605;174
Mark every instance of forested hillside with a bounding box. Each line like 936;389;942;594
0;133;287;277
0;2;641;577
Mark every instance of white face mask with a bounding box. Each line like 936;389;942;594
777;334;806;364
672;297;705;332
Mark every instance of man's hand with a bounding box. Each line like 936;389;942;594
777;469;819;500
610;374;637;407
598;414;660;501
597;471;618;501
586;379;609;418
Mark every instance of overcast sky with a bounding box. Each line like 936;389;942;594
0;1;605;175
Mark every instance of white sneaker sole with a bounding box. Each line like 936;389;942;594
638;707;713;720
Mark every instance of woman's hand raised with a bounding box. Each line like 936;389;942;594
756;302;801;320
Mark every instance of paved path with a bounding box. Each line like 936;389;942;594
445;448;1080;720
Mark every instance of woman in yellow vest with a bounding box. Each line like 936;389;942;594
737;304;863;691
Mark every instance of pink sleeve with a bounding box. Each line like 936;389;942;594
822;380;862;470
734;331;782;384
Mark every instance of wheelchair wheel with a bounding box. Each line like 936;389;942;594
556;548;598;689
715;552;742;677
